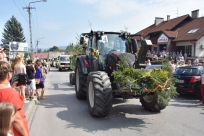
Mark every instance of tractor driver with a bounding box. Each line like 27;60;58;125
99;42;107;56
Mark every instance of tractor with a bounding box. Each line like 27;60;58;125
70;30;174;117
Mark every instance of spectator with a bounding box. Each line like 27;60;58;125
35;60;46;100
184;52;187;62
0;61;29;136
26;59;36;101
0;53;4;61
0;48;7;60
187;60;192;66
170;60;176;73
146;59;151;66
193;56;199;65
13;56;29;103
180;55;184;61
0;102;16;136
201;61;204;106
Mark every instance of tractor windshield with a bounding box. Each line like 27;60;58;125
97;34;126;55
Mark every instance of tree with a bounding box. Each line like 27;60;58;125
37;49;42;53
49;46;59;52
66;43;75;52
1;16;26;44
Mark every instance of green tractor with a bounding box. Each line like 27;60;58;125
69;30;177;117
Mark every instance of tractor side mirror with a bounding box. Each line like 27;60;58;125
80;37;84;45
131;39;138;54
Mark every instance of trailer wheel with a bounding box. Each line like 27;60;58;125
140;93;166;112
87;71;113;117
70;73;75;85
75;61;87;99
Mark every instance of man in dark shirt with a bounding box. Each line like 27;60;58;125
26;59;36;100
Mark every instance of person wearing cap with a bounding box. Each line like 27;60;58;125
201;60;204;106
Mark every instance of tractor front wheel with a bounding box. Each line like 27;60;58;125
70;73;75;85
140;93;166;112
87;71;113;117
75;61;87;99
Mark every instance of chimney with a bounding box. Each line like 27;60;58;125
167;15;170;21
191;9;199;19
155;17;164;26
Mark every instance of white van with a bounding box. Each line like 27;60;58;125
58;55;70;71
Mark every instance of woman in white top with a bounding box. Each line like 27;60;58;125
13;56;29;103
193;56;199;65
146;59;151;66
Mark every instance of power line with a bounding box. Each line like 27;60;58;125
34;9;40;40
12;0;29;23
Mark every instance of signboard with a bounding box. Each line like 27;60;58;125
9;52;25;59
157;34;168;43
9;42;28;52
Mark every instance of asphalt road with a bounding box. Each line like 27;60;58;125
30;68;204;136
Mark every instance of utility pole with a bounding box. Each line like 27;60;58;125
36;37;44;52
23;6;35;54
23;0;47;54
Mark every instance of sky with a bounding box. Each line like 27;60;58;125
0;0;204;50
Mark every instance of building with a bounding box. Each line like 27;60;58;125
31;52;49;60
135;9;204;59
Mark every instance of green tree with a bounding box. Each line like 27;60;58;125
37;49;42;53
66;43;75;52
49;46;59;52
1;16;26;44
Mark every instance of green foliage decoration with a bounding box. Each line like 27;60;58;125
112;58;178;107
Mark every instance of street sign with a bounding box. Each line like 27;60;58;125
9;42;28;52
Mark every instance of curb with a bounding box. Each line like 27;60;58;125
24;100;37;122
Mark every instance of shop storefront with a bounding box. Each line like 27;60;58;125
157;34;168;51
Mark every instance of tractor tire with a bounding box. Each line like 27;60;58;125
87;71;113;117
75;61;87;99
140;93;166;112
70;73;75;85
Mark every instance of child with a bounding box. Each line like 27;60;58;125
0;102;16;136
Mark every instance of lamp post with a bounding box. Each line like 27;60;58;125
23;0;47;54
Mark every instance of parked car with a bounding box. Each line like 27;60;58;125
173;66;203;98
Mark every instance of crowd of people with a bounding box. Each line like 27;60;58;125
0;47;51;136
146;50;202;73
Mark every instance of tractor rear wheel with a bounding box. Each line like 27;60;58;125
87;71;113;117
70;73;75;85
75;61;87;99
140;93;166;112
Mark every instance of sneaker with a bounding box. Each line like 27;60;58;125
24;100;29;104
31;97;37;101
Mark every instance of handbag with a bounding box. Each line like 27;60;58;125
35;78;40;84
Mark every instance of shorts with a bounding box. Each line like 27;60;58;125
36;81;44;89
27;79;36;90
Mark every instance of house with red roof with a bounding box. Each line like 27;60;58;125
135;9;204;58
31;52;49;59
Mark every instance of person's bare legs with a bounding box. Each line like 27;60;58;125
41;88;45;99
36;89;41;100
31;89;36;98
21;86;26;102
28;90;31;98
